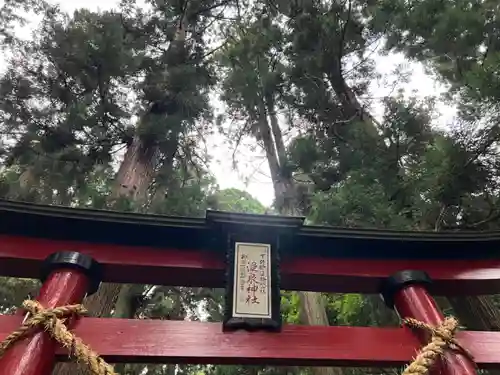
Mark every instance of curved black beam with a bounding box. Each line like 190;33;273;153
0;199;499;259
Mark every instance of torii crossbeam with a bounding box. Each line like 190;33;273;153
0;199;498;375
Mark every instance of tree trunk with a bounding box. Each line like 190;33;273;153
299;291;342;375
110;135;159;205
265;94;286;166
51;283;123;374
52;21;188;375
150;136;179;211
113;284;148;375
257;99;342;375
52;138;164;375
258;112;281;196
327;73;381;141
448;296;500;375
448;296;500;330
52;108;162;375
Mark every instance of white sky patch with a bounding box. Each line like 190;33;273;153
0;0;457;207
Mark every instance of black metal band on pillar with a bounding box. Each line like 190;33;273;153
380;270;432;309
379;270;478;375
206;210;304;332
0;251;102;375
41;251;103;295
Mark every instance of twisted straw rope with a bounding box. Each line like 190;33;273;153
0;300;118;375
401;317;474;375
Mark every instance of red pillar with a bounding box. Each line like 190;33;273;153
0;252;101;375
381;270;477;375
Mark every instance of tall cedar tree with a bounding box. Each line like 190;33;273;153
52;1;220;374
0;2;218;375
219;2;393;375
370;0;500;334
219;8;338;375
2;1;500;375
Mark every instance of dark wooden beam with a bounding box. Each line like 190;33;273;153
1;235;500;295
2;199;500;260
0;316;498;368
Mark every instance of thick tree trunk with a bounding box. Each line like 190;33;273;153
113;284;148;375
52;141;157;375
53;129;162;375
299;291;342;375
51;283;123;374
266;94;286;166
259;119;281;192
111;135;159;205
53;138;163;375
258;100;341;375
327;73;381;141
448;296;500;375
150;136;179;210
16;167;36;201
432;241;500;350
53;21;187;375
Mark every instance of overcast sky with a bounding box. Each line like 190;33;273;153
2;0;456;207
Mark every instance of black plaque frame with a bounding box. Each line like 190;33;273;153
206;210;304;333
224;234;281;332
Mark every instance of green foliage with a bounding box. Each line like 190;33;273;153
325;294;398;327
218;4;287;146
0;0;47;45
280;291;301;324
371;0;500;112
310;170;409;229
0;277;40;314
208;188;266;214
2;1;500;374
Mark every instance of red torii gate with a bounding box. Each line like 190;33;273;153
0;200;498;375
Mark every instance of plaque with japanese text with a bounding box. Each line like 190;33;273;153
233;243;272;319
223;241;281;332
206;210;303;333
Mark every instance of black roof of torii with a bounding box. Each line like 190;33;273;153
0;199;499;259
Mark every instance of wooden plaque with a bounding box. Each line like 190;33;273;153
232;243;272;319
223;241;281;332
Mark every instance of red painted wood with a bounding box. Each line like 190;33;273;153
1;235;500;294
0;269;89;375
0;235;223;288
0;317;497;368
394;285;478;375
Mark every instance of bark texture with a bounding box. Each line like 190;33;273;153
111;136;159;204
51;21;185;374
51;283;123;375
257;97;342;375
52;138;170;375
448;296;500;331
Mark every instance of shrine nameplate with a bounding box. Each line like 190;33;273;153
223;241;281;332
233;243;272;319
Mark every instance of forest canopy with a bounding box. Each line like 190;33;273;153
1;1;500;375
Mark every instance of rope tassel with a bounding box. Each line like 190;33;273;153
401;317;474;375
0;300;118;375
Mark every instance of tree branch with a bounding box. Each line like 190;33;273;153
434;203;447;231
337;0;352;76
192;0;233;19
